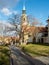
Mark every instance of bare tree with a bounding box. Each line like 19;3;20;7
27;15;34;26
27;15;43;26
8;14;21;33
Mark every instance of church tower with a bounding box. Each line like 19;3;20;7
20;5;28;44
21;5;28;26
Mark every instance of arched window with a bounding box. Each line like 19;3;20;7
24;18;25;21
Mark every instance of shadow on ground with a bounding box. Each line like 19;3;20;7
10;47;46;65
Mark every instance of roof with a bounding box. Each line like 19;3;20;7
22;25;47;34
37;27;47;32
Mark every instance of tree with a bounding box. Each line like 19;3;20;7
27;15;34;26
7;14;22;44
27;15;43;26
8;14;21;34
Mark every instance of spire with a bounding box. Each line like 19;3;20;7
23;1;26;10
22;4;26;14
23;5;26;10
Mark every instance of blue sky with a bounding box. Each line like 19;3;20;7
0;0;49;26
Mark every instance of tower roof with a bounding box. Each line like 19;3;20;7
22;5;26;14
23;5;26;10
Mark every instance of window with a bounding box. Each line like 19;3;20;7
24;18;25;21
28;35;31;37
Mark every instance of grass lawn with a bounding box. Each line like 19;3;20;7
0;46;10;65
20;44;49;57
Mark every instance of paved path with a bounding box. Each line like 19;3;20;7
35;56;49;65
9;45;46;65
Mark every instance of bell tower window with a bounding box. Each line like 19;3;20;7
24;18;25;21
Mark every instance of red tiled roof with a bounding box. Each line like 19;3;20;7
22;25;47;33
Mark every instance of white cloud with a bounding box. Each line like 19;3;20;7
0;20;14;27
0;0;20;9
1;8;12;16
0;20;16;36
13;11;18;14
1;8;18;16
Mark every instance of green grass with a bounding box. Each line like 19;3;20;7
20;44;49;57
0;46;10;65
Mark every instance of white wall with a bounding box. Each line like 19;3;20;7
27;36;33;42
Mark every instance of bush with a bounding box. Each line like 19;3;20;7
0;46;10;65
0;53;10;65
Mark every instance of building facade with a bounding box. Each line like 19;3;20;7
20;5;49;44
